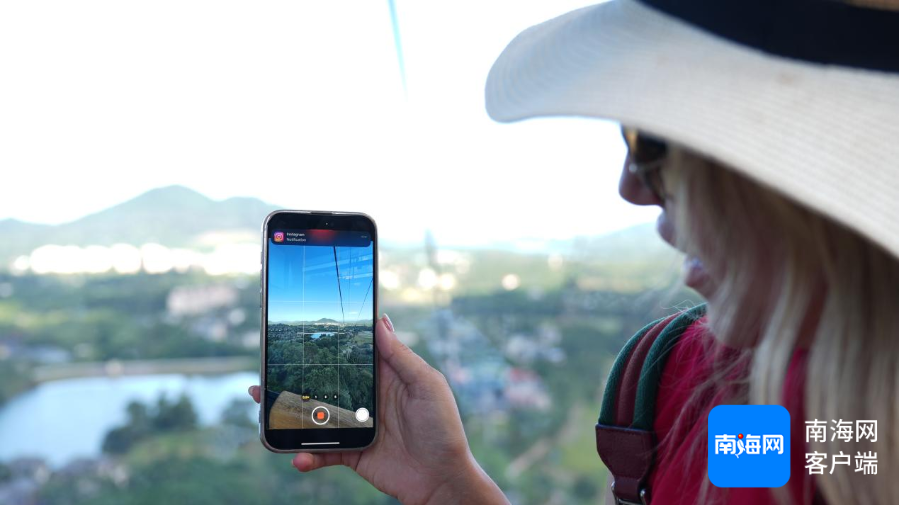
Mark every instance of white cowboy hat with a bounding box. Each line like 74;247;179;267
485;0;899;260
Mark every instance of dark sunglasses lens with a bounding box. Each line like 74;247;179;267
636;137;666;164
621;127;667;164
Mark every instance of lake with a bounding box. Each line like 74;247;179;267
0;371;258;467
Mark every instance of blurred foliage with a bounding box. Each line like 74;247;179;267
102;394;198;455
0;273;254;362
36;395;389;504
0;233;704;504
0;358;33;405
221;398;257;429
40;429;390;505
0;272;257;404
447;281;697;503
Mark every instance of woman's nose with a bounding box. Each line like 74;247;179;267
618;158;663;206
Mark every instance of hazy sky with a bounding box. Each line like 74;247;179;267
0;0;659;246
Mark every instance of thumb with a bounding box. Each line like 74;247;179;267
376;315;433;386
292;451;360;473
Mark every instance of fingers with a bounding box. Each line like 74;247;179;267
376;315;433;386
292;452;346;472
248;385;261;404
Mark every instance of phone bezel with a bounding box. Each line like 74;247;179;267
260;210;378;452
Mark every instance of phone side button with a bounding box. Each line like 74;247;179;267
259;289;262;308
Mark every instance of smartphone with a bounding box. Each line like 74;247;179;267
260;210;377;452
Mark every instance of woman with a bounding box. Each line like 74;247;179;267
250;0;899;503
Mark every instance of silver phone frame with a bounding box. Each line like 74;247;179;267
259;209;379;453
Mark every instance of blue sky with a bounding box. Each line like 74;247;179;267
268;242;374;323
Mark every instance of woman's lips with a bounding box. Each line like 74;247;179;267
683;256;711;291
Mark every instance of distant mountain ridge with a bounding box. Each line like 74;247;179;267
1;185;669;271
268;318;361;326
0;185;279;264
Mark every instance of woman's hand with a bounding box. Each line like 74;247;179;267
249;315;508;505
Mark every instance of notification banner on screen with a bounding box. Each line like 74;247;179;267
271;229;371;247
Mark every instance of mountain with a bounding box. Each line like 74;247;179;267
0;185;279;265
0;219;53;254
269;318;341;325
1;185;672;272
429;223;671;264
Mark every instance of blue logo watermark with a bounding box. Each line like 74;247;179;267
708;405;791;488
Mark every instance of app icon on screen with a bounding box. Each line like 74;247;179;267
273;232;284;243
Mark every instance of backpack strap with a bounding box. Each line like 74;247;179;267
595;304;707;504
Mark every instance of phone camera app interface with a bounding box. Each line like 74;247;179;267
266;229;374;429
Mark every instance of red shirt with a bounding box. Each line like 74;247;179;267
647;317;819;504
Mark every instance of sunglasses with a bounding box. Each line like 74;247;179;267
621;126;669;203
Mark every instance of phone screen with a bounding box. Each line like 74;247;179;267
262;216;376;449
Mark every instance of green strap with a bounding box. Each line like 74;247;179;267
632;304;707;430
597;304;707;428
597;315;667;426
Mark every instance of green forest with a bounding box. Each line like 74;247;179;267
303;332;338;364
265;325;373;366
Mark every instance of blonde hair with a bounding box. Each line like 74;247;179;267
663;146;899;504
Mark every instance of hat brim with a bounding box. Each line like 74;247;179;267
485;0;899;260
